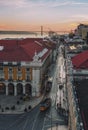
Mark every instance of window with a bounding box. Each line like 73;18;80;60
9;67;12;72
0;67;3;71
18;67;21;71
8;62;12;66
0;67;4;80
26;68;30;71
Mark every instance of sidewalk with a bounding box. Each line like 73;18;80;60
0;95;43;114
0;64;55;115
48;125;68;130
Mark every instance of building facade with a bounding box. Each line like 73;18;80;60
0;38;57;97
76;24;88;40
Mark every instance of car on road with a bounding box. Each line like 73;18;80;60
40;97;51;111
45;77;52;93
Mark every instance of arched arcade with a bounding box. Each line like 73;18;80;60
0;83;6;94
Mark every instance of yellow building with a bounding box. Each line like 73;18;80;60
0;38;56;96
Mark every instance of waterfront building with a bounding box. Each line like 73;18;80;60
0;38;57;96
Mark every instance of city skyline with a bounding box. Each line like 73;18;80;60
0;0;88;32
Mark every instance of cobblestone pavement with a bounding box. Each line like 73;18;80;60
48;125;68;130
0;95;43;114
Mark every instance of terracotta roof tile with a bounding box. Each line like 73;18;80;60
0;38;51;62
72;50;88;69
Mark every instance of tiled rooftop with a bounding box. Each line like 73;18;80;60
0;38;52;62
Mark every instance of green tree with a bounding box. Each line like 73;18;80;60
69;32;75;38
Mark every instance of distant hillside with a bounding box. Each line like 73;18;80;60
0;31;36;34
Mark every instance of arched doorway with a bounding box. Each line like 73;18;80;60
0;83;6;94
17;83;23;95
25;83;32;96
8;83;14;95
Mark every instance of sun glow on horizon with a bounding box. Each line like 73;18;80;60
0;0;88;32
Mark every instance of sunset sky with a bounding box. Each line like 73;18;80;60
0;0;88;32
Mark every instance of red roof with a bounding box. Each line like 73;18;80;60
72;50;88;69
0;38;51;62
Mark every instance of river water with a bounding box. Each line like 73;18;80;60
0;34;47;39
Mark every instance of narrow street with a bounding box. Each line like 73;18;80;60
0;45;68;130
42;45;68;130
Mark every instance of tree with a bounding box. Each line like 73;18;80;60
69;32;75;39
